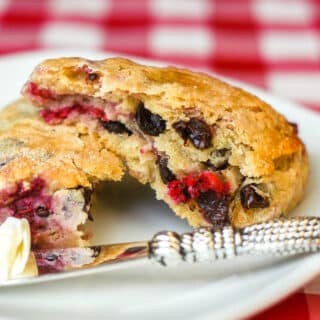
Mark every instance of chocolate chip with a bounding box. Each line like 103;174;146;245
173;118;212;149
100;120;132;135
45;253;58;262
240;184;270;209
88;73;99;81
196;190;229;228
135;102;166;136
157;155;176;184
35;206;50;218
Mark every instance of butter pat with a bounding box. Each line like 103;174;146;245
0;217;38;281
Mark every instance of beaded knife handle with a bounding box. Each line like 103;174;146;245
34;217;320;276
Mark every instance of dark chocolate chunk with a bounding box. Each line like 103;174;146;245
240;184;270;209
35;206;50;218
100;120;132;135
157;155;176;184
135;102;166;136
196;190;229;228
173;118;212;149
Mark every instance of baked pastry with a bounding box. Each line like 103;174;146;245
22;57;308;229
0;99;124;249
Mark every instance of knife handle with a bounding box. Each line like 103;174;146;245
149;217;320;266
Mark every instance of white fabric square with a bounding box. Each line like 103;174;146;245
253;0;313;24
259;31;320;60
149;0;213;19
49;0;111;17
149;26;213;57
40;23;104;48
268;72;320;104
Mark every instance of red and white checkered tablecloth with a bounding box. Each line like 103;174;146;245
0;0;319;318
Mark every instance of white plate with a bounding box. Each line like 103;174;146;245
0;49;319;320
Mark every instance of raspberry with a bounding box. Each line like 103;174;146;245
180;171;226;199
0;177;53;235
28;82;55;100
40;105;107;124
167;180;189;204
197;171;225;194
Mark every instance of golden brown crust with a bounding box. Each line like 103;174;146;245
26;57;302;177
0;99;124;191
23;57;309;228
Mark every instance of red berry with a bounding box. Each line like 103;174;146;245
167;171;229;204
39;105;107;124
167;180;188;204
28;82;54;100
182;174;198;198
198;171;225;193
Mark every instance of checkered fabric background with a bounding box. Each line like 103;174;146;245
0;0;319;111
0;0;320;319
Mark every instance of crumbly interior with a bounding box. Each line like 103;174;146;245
0;180;90;249
25;90;308;228
0;100;124;248
22;57;309;228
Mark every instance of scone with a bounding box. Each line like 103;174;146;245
0;99;124;249
22;57;308;228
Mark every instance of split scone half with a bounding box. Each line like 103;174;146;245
23;57;308;229
0;99;124;249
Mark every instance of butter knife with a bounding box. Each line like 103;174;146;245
31;217;320;276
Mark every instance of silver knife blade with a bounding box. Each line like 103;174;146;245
33;241;148;275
